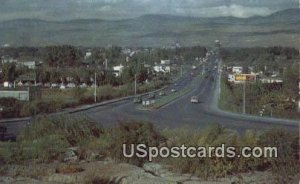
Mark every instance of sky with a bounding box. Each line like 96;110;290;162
0;0;299;21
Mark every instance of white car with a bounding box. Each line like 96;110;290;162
190;96;199;103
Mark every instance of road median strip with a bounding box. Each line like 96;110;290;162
145;75;203;110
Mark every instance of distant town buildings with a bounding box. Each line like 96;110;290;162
18;61;37;69
1;56;17;64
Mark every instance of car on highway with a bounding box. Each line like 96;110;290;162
171;89;176;93
133;96;142;103
190;96;199;103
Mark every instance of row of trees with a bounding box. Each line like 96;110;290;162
220;46;299;72
0;45;207;85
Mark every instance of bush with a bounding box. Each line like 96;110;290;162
20;134;69;162
160;124;299;180
0;97;23;118
18;115;103;146
108;122;164;166
20;100;64;117
258;128;299;183
0;141;18;164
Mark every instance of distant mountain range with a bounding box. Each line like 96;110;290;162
0;8;299;48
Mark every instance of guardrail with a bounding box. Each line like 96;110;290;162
0;85;168;124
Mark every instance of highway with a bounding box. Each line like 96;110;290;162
1;58;299;140
82;61;299;133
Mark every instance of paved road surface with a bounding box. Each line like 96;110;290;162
1;61;299;140
84;65;299;133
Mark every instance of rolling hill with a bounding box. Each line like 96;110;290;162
0;8;299;48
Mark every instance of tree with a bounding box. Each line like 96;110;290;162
283;64;299;96
137;66;148;84
1;63;16;82
121;66;134;84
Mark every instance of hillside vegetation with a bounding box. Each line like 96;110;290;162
0;9;299;47
0;115;299;183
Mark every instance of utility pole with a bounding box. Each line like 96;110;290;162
94;72;97;103
134;74;137;96
243;82;246;114
181;65;183;77
298;61;300;112
105;58;108;70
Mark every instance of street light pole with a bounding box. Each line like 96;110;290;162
298;60;300;112
134;74;137;96
181;65;183;77
243;82;246;114
94;72;97;103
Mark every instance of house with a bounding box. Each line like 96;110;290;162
85;51;92;58
153;65;171;73
16;73;36;85
0;86;41;101
113;64;124;77
260;78;283;84
161;60;171;65
3;82;13;88
232;67;243;74
66;83;76;88
1;56;17;65
18;61;36;69
228;74;235;82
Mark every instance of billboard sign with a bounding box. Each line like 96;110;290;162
235;74;256;82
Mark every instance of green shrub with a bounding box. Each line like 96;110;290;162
20;100;64;116
108;122;164;166
0;141;18;164
258;128;300;183
20;134;69;162
0;97;23;118
161;125;299;180
18;115;103;146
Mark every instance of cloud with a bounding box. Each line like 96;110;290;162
0;0;297;21
203;4;273;18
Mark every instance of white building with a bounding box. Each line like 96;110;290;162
153;65;171;73
113;64;124;77
228;74;235;82
1;56;17;64
18;61;36;69
84;51;92;60
232;66;243;74
260;78;283;84
161;60;171;65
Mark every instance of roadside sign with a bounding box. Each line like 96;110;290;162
235;74;256;82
